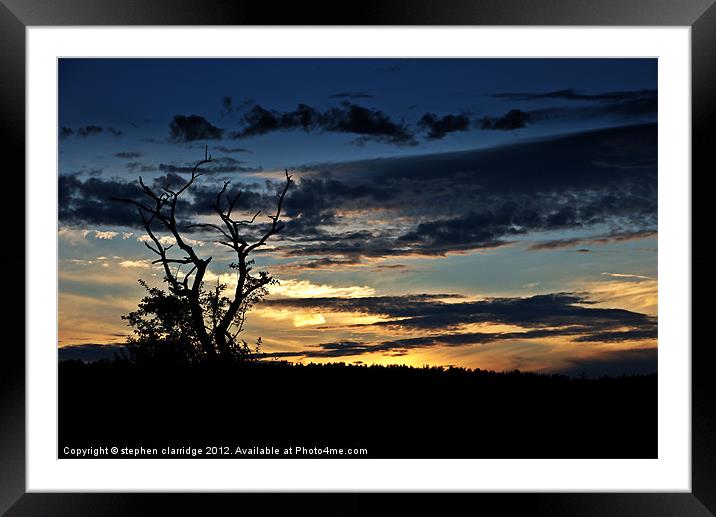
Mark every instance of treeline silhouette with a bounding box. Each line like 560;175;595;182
59;359;656;459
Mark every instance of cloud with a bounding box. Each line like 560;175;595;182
137;234;201;247
158;159;261;174
59;175;146;228
322;102;416;145
585;277;657;316
93;231;118;240
118;260;150;268
58;228;91;245
269;278;375;298
528;230;657;251
486;89;657;128
573;330;657;342
59;124;656;261
554;347;657;377
397;210;524;251
480;109;530;130
601;272;653;281
71;125;123;138
493;88;657;103
274;257;363;271
255;307;327;328
77;125;104;137
214;146;250;154
418;113;470;139
263;292;655;334
262;292;657;360
329;92;374;99
62;167;103;177
59;127;74;140
220;96;255;116
229;104;320;138
230;102;416;146
169;114;224;142
114;151;142;159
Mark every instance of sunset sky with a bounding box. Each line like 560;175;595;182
58;58;658;376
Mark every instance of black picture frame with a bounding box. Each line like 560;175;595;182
1;1;713;514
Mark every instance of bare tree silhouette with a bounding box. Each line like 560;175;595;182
112;146;292;362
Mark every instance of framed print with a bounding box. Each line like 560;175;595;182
2;0;714;514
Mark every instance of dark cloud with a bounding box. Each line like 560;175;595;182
169;115;224;142
127;159;254;175
480;109;530;130
288;125;657;257
274;257;409;272
276;257;362;271
397;209;524;251
283;125;653;257
486;89;657;128
555;348;657;377
262;292;656;360
76;125;102;137
529;99;657;124
329;92;374;99
529;230;657;251
59;175;146;227
59;124;656;260
157;156;261;175
114;151;142;159
231;102;416;146
573;329;658;342
322;102;416;145
229;104;319;138
62;167;104;178
222;96;233;113
302;123;655;192
264;292;656;335
70;125;123;138
266;330;556;359
59;127;74;140
418;113;470;139
59;172;270;229
493;88;657;103
214;146;250;154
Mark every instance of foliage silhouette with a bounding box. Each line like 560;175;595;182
112;147;291;363
120;279;264;365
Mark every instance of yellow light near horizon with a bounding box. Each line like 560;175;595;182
585;278;658;316
292;313;327;327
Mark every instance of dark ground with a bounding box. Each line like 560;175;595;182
58;360;657;459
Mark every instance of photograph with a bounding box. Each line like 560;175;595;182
57;57;658;459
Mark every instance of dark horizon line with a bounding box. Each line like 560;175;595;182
57;342;657;378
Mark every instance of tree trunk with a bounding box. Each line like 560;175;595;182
213;329;232;360
188;293;215;360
